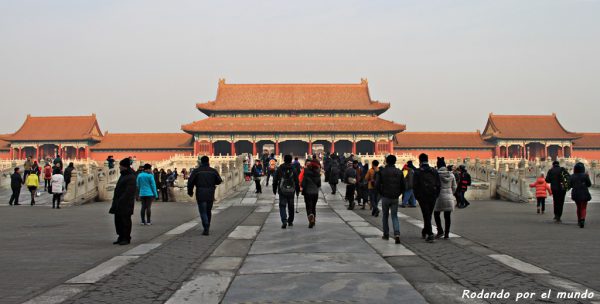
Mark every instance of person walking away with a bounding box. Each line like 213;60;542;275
323;152;331;183
53;154;63;171
31;161;40;177
546;161;570;223
251;160;264;193
375;155;405;244
529;174;552;214
570;162;592;228
365;160;380;216
413;153;441;243
401;163;417;208
292;157;302;175
51;168;65;209
357;162;369;209
187;156;223;235
137;164;158;225
43;163;52;192
243;160;250;181
456;165;472;208
433;158;456;239
159;169;169;201
273;155;300;229
153;168;160;197
109;158;137;245
344;160;360;210
25;170;39;206
9;168;23;206
107;156;115;169
302;158;321;228
23;156;33;181
64;163;74;190
266;153;277;186
328;157;340;195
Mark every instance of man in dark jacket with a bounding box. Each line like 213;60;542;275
109;158;137;245
273;154;300;229
328;157;340;194
456;165;472;208
546;161;569;223
188;156;223;235
53;154;63;171
64;163;74;190
344;160;361;210
413;153;441;243
9;168;23;206
375;155;405;244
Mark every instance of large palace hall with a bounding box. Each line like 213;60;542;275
1;79;599;161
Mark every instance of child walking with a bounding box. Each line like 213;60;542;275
530;173;552;214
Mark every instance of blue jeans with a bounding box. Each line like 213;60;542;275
279;194;295;224
381;197;400;236
369;189;379;215
402;189;416;207
197;201;214;231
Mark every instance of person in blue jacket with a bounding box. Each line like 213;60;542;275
137;163;158;225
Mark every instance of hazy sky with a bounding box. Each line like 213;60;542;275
1;0;599;134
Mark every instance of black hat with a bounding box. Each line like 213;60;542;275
119;158;131;168
419;153;429;163
143;163;152;170
436;157;446;169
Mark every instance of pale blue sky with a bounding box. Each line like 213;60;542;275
1;0;599;134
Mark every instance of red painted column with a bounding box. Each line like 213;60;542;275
210;142;214;155
275;141;279;155
308;141;312;155
231;141;236;156
9;148;13;160
505;145;509;158
561;146;565;158
18;147;22;159
252;141;257;155
330;141;335;153
85;146;90;159
352;141;356;154
544;145;548;159
58;144;62;158
374;141;378;155
193;141;198;156
495;146;500;158
388;140;394;154
76;147;80;160
35;145;39;160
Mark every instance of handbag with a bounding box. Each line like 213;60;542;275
347;177;357;185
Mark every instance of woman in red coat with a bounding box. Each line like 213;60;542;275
530;174;552;214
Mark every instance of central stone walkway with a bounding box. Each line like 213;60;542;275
222;186;425;303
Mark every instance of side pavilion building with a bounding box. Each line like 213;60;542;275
182;79;406;157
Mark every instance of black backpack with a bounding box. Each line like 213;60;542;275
560;168;571;191
417;167;439;201
279;168;296;196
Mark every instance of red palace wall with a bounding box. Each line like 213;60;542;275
90;150;192;162
0;151;10;160
395;149;494;160
572;149;600;161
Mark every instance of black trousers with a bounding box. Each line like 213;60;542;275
537;197;546;212
552;190;566;220
44;179;51;191
140;197;153;223
9;187;21;205
114;214;132;242
52;194;62;208
254;179;262;193
161;187;169;202
304;193;318;217
346;184;356;209
434;211;451;236
329;183;337;194
419;200;435;237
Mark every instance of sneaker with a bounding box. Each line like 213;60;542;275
147;222;152;226
118;240;130;245
287;222;293;227
281;223;287;229
308;214;315;225
435;233;444;239
425;235;435;243
421;230;426;239
537;208;540;214
141;222;146;226
382;235;389;240
202;230;209;235
400;205;406;208
394;236;401;244
113;239;121;245
444;234;449;239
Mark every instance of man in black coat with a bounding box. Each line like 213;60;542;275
109;158;137;245
9;167;23;206
64;162;74;190
546;160;569;223
273;155;300;229
413;153;441;243
375;155;405;244
188;156;223;235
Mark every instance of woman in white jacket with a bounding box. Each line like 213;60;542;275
434;158;457;239
51;168;65;209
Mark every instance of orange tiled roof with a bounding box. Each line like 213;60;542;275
573;133;600;148
91;133;193;150
182;116;405;134
0;134;10;151
482;114;579;140
196;79;390;114
6;115;103;141
395;132;494;148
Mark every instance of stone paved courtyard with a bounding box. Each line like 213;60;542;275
1;178;600;304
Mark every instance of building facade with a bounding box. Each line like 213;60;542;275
181;79;406;157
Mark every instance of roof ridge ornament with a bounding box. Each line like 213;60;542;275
218;78;226;85
361;78;368;85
